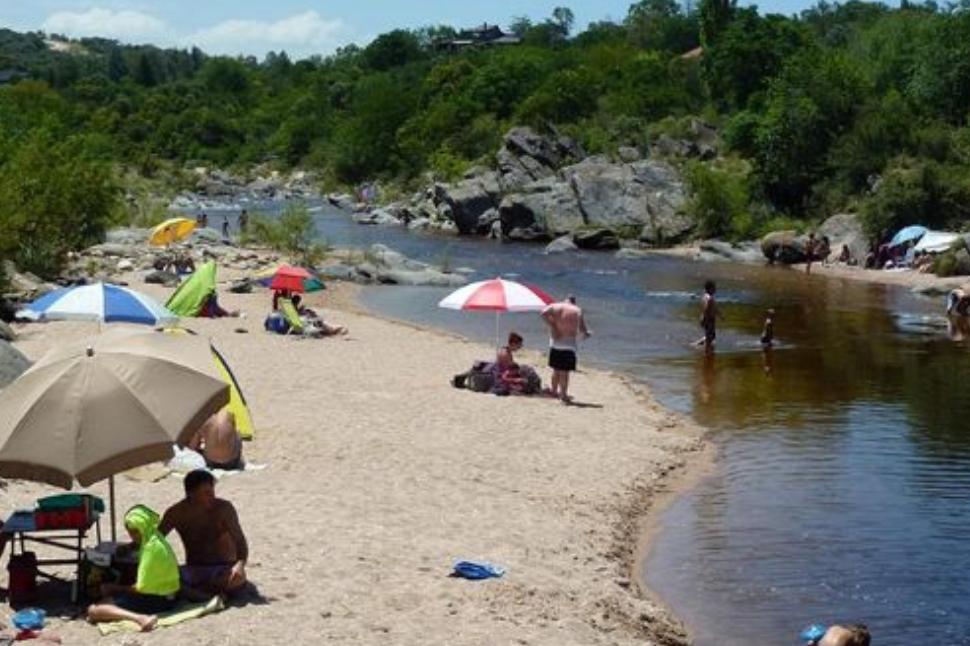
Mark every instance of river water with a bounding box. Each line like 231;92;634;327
268;203;969;645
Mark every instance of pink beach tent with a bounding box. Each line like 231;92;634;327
438;277;555;346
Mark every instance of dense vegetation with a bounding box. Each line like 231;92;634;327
4;0;970;276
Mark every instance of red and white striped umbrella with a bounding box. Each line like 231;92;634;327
439;277;554;312
439;277;554;346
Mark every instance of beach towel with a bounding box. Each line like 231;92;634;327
97;595;225;635
452;561;505;580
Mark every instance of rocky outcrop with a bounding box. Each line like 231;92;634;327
500;177;584;240
339;126;692;250
761;231;832;264
323;244;468;287
573;228;620;251
433;171;500;234
698;240;763;264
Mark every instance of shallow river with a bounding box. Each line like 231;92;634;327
252;203;970;645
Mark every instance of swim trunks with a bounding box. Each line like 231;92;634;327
548;348;577;372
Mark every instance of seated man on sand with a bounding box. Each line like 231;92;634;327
160;470;249;600
188;409;243;471
292;294;347;336
88;505;180;632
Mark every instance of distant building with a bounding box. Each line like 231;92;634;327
436;23;522;52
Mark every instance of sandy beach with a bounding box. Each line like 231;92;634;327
4;272;705;645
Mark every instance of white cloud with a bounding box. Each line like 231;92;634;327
41;7;168;41
184;11;350;58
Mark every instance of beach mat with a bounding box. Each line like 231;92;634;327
97;595;224;635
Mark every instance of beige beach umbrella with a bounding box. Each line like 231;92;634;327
0;328;229;538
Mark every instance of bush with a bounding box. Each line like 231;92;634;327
686;161;752;239
242;203;329;267
0;130;119;277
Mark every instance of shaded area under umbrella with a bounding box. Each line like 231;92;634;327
0;328;229;540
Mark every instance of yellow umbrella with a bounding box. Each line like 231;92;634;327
149;217;197;247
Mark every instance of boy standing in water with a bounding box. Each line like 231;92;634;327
695;280;719;351
761;308;775;347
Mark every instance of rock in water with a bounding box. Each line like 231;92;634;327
545;236;579;254
761;230;805;264
573;228;620;251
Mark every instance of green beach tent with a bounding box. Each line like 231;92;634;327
165;261;217;317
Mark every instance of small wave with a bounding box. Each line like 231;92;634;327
646;290;696;301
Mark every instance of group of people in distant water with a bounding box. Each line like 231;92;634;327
196;210;248;240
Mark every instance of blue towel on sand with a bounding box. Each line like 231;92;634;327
452;561;505;580
800;624;827;643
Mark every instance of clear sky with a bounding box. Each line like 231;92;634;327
1;1;814;59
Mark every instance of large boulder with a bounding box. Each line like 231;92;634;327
504;127;564;169
573;228;620;251
818;213;868;264
698;240;763;264
353;208;401;226
561;158;691;244
499;177;584;239
762;231;817;264
434;172;500;234
545;235;579;254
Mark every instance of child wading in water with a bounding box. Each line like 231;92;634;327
761;308;775;347
695;280;720;351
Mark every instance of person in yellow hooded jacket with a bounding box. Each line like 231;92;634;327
87;505;180;632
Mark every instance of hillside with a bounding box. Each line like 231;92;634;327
3;1;970;278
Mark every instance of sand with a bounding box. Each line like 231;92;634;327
3;273;705;645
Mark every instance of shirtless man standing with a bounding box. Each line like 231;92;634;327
159;470;249;599
189;409;243;471
540;295;591;402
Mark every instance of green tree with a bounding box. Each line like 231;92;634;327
699;0;736;47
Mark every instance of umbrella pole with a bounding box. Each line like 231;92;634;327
495;311;500;349
109;475;117;543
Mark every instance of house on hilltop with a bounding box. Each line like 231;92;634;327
435;23;522;51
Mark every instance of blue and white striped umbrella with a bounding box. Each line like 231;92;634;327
17;282;179;326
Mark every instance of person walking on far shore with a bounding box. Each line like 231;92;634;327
541;295;591;403
695;280;720;352
221;214;230;239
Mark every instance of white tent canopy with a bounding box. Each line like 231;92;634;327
914;230;961;254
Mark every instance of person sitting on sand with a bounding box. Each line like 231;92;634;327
160;470;249;601
292;294;347;336
188;409;243;471
497;363;528;395
496;332;523;370
87;505;180;632
272;289;291;311
200;293;239;318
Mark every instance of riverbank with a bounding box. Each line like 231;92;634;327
652;241;968;295
6;270;706;645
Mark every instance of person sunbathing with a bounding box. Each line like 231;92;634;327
159;470;249;601
292;294;347;336
87;505;180;632
188;410;243;471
